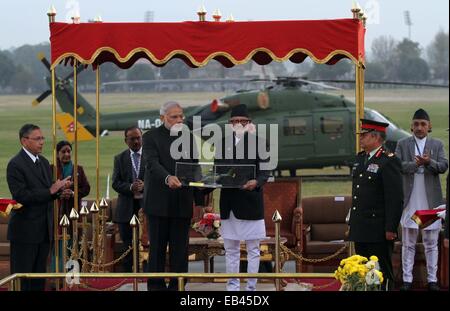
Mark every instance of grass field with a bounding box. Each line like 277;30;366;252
0;88;448;201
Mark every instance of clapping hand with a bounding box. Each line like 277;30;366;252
415;153;430;166
50;176;72;195
60;188;74;199
131;179;144;192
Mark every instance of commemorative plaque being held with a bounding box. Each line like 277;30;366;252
175;162;256;188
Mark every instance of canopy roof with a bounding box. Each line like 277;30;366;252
50;18;365;69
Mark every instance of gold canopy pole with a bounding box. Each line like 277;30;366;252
355;62;364;153
352;3;364;154
96;67;100;207
351;5;366;257
48;5;60;290
95;67;103;269
73;60;79;211
51;67;60;278
351;61;365;257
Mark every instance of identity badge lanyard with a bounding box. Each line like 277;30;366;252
414;139;423;157
131;153;141;180
414;139;424;174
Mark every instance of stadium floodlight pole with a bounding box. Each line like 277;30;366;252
404;11;412;40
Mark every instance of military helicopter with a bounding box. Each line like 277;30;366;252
34;54;415;175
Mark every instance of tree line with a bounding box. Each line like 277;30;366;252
0;31;448;94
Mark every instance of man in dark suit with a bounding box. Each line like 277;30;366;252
142;102;204;291
112;126;144;272
214;104;271;291
348;119;404;291
6;124;69;291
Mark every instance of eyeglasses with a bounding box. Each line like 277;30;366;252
25;136;45;142
126;136;142;141
230;119;251;125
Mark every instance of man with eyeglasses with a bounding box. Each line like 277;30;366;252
142;102;204;291
214;104;271;291
112;126;144;272
395;109;448;291
6;124;70;291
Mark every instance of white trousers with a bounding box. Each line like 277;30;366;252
223;238;261;291
402;227;440;283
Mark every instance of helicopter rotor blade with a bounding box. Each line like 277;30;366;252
308;79;449;88
296;78;341;90
62;63;86;81
37;52;51;72
32;89;52;106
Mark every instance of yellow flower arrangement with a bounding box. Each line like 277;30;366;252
334;255;383;291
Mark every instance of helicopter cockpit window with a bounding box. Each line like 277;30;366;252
321;117;344;134
284;117;307;136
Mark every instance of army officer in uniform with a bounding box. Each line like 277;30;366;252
348;119;404;290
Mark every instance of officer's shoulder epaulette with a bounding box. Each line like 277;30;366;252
374;147;384;158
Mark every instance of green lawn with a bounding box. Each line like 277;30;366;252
0;88;448;201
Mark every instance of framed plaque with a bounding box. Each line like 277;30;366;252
176;162;256;188
175;162;217;188
214;164;256;188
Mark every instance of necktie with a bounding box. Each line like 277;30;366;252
132;152;141;179
35;158;46;180
364;153;370;166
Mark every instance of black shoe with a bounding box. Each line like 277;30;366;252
400;282;412;291
428;282;440;291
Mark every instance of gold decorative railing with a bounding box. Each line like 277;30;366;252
0;272;335;291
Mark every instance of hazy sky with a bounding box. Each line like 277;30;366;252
0;0;448;54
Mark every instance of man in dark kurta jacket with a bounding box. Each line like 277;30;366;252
142;102;203;291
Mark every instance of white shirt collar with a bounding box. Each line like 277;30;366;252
23;147;39;163
368;145;382;159
414;135;427;146
129;147;142;156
